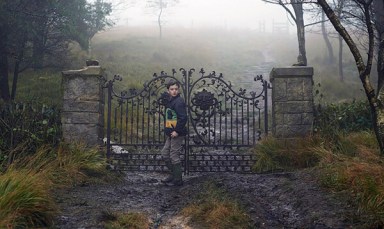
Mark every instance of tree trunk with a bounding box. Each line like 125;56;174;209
373;0;384;92
291;0;307;66
336;0;345;81
158;0;163;39
32;24;47;70
373;0;384;152
338;35;344;81
317;0;384;154
0;35;10;102
321;11;334;64
11;61;20;100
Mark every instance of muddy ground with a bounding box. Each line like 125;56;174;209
53;170;369;229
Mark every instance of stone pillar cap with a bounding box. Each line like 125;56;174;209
270;66;313;78
62;66;103;76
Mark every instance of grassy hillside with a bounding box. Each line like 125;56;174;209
14;25;366;104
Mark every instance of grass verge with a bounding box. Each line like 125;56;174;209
252;131;384;227
0;142;117;228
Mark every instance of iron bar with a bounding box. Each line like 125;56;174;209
106;81;112;159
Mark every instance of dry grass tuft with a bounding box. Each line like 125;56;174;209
181;182;251;229
102;211;151;229
1;142;113;228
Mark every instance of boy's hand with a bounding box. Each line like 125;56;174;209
171;131;178;138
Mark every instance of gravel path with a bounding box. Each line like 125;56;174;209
53;170;364;229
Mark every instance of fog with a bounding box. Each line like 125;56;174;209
91;0;365;102
115;0;296;33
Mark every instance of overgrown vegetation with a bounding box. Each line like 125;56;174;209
2;26;382;227
253;100;383;226
0;143;113;228
0;101;61;167
181;181;252;229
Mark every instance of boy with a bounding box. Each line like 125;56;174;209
161;79;187;186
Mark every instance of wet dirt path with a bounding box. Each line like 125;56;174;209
53;170;362;229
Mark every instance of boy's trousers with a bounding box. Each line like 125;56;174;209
161;136;183;164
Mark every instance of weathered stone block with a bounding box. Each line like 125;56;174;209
62;100;102;112
61;111;100;124
270;66;314;139
61;65;105;147
284;113;302;125
274;101;313;113
273;79;287;101
62;123;103;146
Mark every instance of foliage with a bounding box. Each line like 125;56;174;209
0;101;61;167
181;181;252;229
14;70;63;105
0;0;113;101
314;99;372;133
102;210;151;229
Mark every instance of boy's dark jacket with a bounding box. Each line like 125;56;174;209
164;94;187;136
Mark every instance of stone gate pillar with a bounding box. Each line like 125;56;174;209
270;67;314;138
61;63;104;146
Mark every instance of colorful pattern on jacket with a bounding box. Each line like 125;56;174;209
163;94;187;136
165;108;177;128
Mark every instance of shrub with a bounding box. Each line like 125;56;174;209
314;100;372;140
0;101;61;167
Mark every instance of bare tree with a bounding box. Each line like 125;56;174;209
263;0;308;66
146;0;179;39
321;11;335;64
317;0;384;153
334;0;345;81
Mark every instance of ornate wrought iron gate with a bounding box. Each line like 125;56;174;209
106;68;270;174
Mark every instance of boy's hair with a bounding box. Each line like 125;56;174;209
166;79;180;89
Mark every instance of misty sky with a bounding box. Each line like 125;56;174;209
117;0;294;32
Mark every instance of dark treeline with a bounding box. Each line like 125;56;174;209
0;0;112;101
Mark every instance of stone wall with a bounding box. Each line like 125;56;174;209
61;65;104;146
270;67;314;138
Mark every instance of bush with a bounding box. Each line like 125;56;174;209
0;101;61;166
314;100;372;139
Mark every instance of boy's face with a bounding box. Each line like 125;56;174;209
167;84;179;97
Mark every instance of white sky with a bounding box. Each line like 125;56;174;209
116;0;294;32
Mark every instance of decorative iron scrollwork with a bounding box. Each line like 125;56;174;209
191;89;218;111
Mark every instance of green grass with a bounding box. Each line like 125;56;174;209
11;25;365;107
14;69;62;106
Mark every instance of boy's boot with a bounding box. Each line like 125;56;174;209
161;160;173;183
172;163;183;186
